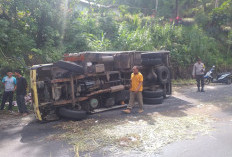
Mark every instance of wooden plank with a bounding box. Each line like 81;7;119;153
39;102;52;107
70;76;75;107
51;73;107;84
51;78;71;83
86;89;111;97
54;97;89;106
54;99;72;105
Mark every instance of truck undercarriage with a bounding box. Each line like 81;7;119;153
30;51;172;121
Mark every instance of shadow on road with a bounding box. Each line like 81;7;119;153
85;96;193;127
18;120;75;157
176;84;232;116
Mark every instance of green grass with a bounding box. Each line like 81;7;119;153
0;105;18;111
172;79;196;86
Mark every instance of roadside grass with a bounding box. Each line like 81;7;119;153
52;112;214;156
0;106;20;120
172;79;196;86
0;106;18;113
0;104;32;113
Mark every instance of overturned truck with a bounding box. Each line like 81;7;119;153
30;51;172;121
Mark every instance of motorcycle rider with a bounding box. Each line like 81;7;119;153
192;58;205;92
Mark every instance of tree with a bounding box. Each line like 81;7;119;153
176;0;179;17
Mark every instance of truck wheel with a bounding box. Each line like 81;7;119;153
58;107;87;120
141;58;163;66
104;97;115;108
54;60;84;74
143;97;163;105
156;66;170;84
143;89;164;98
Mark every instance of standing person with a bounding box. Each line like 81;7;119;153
192;58;205;92
15;70;28;116
123;66;144;114
0;72;17;111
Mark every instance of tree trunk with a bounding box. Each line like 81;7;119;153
203;2;207;12
155;0;159;11
36;11;46;48
215;0;219;8
11;0;18;27
175;0;179;17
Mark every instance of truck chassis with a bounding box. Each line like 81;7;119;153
30;51;172;121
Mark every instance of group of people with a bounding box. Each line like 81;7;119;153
0;70;28;116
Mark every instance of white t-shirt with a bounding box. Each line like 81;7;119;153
192;63;205;76
2;76;17;92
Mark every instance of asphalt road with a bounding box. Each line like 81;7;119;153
0;116;75;157
0;84;232;157
157;84;232;157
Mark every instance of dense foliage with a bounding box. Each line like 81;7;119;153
0;0;232;78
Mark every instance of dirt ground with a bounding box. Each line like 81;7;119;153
0;84;232;157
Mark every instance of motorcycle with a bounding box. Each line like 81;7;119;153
204;66;232;85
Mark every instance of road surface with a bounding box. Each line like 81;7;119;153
0;84;232;157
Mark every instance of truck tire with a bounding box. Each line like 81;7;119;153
58;107;87;120
141;58;163;66
156;66;170;84
104;97;115;108
143;89;164;98
143;97;163;105
54;60;84;74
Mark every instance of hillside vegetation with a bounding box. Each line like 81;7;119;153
0;0;231;78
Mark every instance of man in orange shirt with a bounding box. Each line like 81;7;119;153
123;66;144;114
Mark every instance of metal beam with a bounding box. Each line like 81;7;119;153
70;76;75;107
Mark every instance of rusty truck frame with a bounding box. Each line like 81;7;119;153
30;51;172;121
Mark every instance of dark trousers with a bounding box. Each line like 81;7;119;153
16;95;28;113
196;75;204;88
1;91;14;110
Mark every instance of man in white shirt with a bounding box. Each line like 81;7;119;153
1;72;17;111
192;58;205;92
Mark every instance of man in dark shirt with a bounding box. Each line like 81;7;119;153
15;70;28;116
